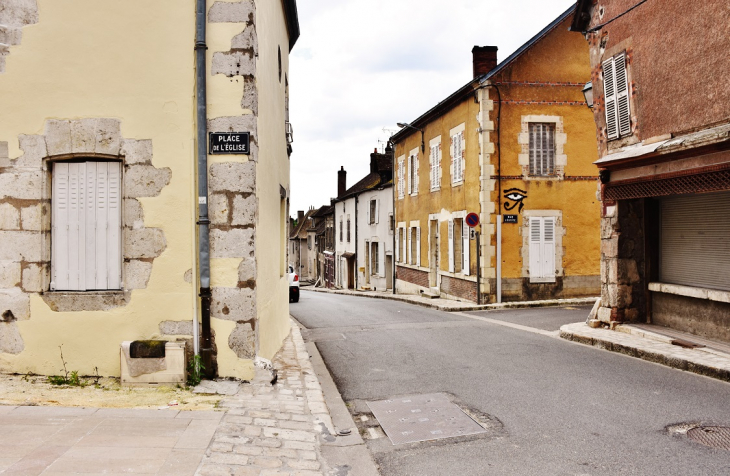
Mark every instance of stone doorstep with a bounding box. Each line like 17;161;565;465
560;322;730;382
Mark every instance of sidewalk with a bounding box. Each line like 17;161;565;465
561;322;730;382
304;286;596;312
196;320;377;476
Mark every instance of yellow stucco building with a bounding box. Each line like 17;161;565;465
393;6;600;303
0;0;299;380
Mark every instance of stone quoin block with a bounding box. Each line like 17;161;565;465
617;259;640;284
241;78;258;114
228;321;256;359
70;119;96;154
210;228;254;258
124;199;145;229
0;231;42;262
0;202;20;230
0;320;24;354
124;260;153;289
0;261;21;288
0;0;39;28
21;262;44;293
16;134;47;168
43;119;72;156
20;202;49;231
600;236;618;259
231;26;257;53
238;257;256;282
209;193;231;225
124;228;166;259
0;141;9;165
209;115;257;138
93;118;122;155
123;165;171;198
0;170;45;200
211;287;255;321
207;0;255;23
0;25;22;45
120;139;153;165
209;162;255;194
211;51;255;77
232;194;256;226
0;288;30;321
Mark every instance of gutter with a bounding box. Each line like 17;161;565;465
195;0;214;378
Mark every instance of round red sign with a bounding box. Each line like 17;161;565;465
465;213;479;228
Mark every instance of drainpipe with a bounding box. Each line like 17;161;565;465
354;196;358;290
195;0;214;378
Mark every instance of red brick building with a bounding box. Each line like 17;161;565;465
572;0;730;341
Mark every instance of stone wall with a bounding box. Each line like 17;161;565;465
396;265;429;289
0;118;170;354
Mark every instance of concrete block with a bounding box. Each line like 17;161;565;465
44;119;72;156
0;231;42;261
20;202;49;231
121;139;153;165
208;0;255;23
0;202;20;230
209;162;255;193
16;134;46;168
228;321;256;359
211;51;255;77
238;257;256;282
94;118;122;155
124;228;166;259
70;118;96;154
159;320;195;336
210;228;254;258
232;194;256;226
124;198;145;229
0;320;24;354
208;115;257;138
124;259;153;289
0;170;45;200
0;0;39;28
211;287;255;321
231;25;257;54
124;165;171;198
0;288;30;321
209;193;230;225
0;261;21;288
21;262;44;292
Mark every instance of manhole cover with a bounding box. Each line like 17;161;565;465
367;393;487;445
687;426;730;450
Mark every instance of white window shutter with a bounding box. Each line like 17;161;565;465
395;228;400;262
615;53;631;137
529;217;543;278
407;156;412;194
463;223;470;275
460;132;465;181
407;228;412;264
543;217;556;280
416;227;421;267
52;163;70;291
448;220;454;273
436;145;441;188
414;155;419;192
603;57;618;140
375;199;379;224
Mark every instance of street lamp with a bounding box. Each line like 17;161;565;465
582;81;594;109
397;122;425;152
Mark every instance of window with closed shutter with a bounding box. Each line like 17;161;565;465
52;161;122;291
529;123;555;176
603;52;631;140
528;216;556;283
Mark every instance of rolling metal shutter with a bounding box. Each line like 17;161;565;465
660;191;730;291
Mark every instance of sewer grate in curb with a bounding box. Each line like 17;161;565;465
367;393;488;445
687;426;730;450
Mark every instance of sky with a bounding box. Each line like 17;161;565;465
288;0;576;215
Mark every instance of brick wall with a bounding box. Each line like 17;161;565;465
396;265;429;288
441;275;477;302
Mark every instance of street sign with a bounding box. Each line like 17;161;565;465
209;132;250;154
465;212;479;228
503;215;518;223
470;229;476;240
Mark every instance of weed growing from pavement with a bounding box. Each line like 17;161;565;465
187;355;205;387
47;345;85;387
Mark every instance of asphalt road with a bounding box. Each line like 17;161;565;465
291;290;730;476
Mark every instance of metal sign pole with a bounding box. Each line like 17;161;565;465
476;229;481;305
497;216;502;304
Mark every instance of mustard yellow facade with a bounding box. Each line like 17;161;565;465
0;0;299;379
394;7;600;303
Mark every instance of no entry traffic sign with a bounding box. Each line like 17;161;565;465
466;212;479;228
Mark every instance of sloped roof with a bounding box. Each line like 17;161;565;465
289;208;316;239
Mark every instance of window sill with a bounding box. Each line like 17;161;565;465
648;282;730;304
529;277;556;284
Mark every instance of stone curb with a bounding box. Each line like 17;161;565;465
303;286;597;312
560;322;730;383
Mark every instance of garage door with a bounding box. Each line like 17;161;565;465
660;191;730;291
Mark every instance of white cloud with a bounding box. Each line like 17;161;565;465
289;0;576;213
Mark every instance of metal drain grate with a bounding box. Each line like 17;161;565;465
687;426;730;450
367;393;487;445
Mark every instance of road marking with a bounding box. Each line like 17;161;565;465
450;312;561;338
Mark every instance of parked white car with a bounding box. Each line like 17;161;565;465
288;265;300;303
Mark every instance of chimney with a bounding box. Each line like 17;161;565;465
472;45;498;78
297;210;304;223
338;166;346;197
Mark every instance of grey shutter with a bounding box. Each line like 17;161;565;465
660;192;730;291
